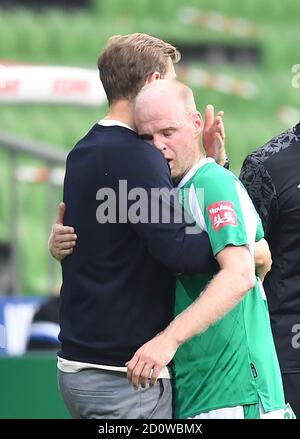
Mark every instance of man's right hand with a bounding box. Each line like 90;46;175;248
202;104;226;166
48;202;77;262
254;238;272;281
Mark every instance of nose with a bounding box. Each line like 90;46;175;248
153;136;166;152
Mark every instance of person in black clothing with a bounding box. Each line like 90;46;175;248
240;122;300;417
48;33;226;419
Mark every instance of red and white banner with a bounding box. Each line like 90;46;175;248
0;64;107;106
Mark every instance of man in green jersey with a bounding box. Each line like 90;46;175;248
127;80;295;419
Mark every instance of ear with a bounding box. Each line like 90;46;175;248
146;71;161;84
193;111;204;134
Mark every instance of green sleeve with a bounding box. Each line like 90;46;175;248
194;165;261;256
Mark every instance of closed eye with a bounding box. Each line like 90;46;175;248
139;134;153;142
161;129;175;137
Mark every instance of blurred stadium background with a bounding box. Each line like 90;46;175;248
0;0;299;418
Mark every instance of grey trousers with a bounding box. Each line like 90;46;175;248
58;368;172;419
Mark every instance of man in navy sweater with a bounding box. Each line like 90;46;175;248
48;33;225;419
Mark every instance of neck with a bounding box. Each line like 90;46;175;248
174;151;203;184
104;100;136;130
193;149;203;166
183;150;204;176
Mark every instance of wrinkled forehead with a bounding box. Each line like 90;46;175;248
135;112;182;137
134;95;185;131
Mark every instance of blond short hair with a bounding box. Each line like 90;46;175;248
97;33;181;104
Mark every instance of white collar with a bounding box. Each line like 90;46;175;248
178;158;215;188
98;119;134;131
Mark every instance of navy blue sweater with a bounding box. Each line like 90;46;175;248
59;124;216;366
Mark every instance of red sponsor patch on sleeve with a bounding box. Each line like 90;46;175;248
207;201;238;231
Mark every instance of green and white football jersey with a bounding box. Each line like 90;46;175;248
173;158;285;419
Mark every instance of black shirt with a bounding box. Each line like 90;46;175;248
59;124;216;366
240;122;300;372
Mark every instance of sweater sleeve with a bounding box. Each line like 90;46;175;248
122;144;218;275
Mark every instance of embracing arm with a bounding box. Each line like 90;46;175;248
126;244;256;389
254;238;272;281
